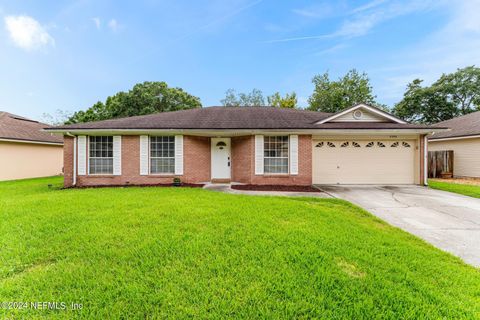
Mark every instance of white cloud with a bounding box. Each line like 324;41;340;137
4;15;55;51
108;19;119;32
92;17;101;29
292;3;333;19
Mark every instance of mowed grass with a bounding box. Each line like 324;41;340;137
0;177;479;319
429;179;480;199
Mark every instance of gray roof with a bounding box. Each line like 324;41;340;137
0;112;63;144
48;106;441;131
430;111;480;140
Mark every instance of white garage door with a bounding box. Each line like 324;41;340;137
313;140;415;184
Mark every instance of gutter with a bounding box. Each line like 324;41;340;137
65;132;76;186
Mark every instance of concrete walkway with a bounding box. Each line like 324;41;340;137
319;185;480;267
203;184;331;198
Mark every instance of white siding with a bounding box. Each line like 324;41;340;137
255;135;264;175
140;135;149;175
113;136;122;175
332;109;387;122
77;135;86;176
429;138;480;178
175;135;184;175
289;135;298;175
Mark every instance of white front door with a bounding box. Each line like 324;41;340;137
211;138;231;179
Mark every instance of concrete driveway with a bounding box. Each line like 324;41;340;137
318;185;480;267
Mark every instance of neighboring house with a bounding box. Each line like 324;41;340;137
0;112;63;181
429;111;480;178
45;104;445;188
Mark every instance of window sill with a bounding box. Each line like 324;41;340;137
85;175;115;178
262;174;291;178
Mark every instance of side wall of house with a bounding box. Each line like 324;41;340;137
0;141;63;181
429;138;480;178
231;135;312;186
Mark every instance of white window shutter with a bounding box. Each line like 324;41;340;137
175;135;184;175
289;135;299;175
255;135;264;175
113;136;122;175
140;135;149;175
77;136;87;175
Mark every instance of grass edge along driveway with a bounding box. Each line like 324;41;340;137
429;179;480;199
0;176;479;319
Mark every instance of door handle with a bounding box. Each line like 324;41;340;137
228;162;230;167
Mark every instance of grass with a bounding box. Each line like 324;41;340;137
429;179;480;198
0;177;479;319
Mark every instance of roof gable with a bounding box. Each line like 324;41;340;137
316;104;407;124
0;112;63;144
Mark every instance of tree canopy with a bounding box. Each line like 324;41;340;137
66;81;202;124
393;66;480;124
307;69;379;113
220;89;298;108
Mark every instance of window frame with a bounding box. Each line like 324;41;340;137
149;135;176;175
263;135;289;175
87;136;114;175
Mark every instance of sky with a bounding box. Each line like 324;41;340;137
1;0;480;121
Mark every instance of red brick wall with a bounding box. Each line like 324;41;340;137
63;136;74;187
68;135;211;187
64;134;312;187
231;135;312;186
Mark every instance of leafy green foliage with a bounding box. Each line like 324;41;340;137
393;66;480;124
267;92;297;108
429;179;480;198
308;70;379;113
0;177;479;319
220;88;266;106
66;82;202;124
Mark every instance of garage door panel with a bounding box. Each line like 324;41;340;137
313;140;415;184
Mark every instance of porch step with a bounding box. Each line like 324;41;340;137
210;179;231;184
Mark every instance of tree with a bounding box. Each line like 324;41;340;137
267;92;297;108
41;109;73;125
393;66;480;124
220;88;265;106
66;81;202;124
308;69;378;113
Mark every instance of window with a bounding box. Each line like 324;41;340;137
352;142;361;148
264;136;288;174
315;142;324;148
340;142;349;148
377;142;386;148
327;142;336;148
366;142;374;148
402;142;411;148
89;136;113;174
391;142;399;148
150;136;175;174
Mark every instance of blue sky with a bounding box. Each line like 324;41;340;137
1;0;480;120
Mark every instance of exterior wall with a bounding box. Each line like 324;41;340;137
429;138;480;178
67;135;211;187
231;135;312;186
0;140;63;181
333;109;387;122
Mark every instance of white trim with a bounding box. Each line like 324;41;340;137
254;135;264;175
77;136;87;176
72;135;77;186
316;104;407;124
289;135;298;175
174;135;184;175
424;135;428;186
0;138;63;146
140;135;149;175
429;134;480;142
113;136;122;175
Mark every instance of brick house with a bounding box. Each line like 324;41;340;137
46;104;446;188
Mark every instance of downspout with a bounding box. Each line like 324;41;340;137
66;132;76;186
424;134;429;186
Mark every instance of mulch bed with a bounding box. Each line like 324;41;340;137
231;184;321;193
64;183;205;190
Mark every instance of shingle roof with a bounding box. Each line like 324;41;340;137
430;111;480;140
48;106;441;131
0;112;63;144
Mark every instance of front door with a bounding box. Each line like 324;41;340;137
211;138;231;180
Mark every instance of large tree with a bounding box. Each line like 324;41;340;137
66;81;202;124
308;69;378;113
267;92;297;108
220;88;265;106
393;66;480;124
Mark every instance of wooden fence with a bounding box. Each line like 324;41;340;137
428;150;454;178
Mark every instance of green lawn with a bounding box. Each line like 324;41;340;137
1;177;479;319
429;179;480;198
